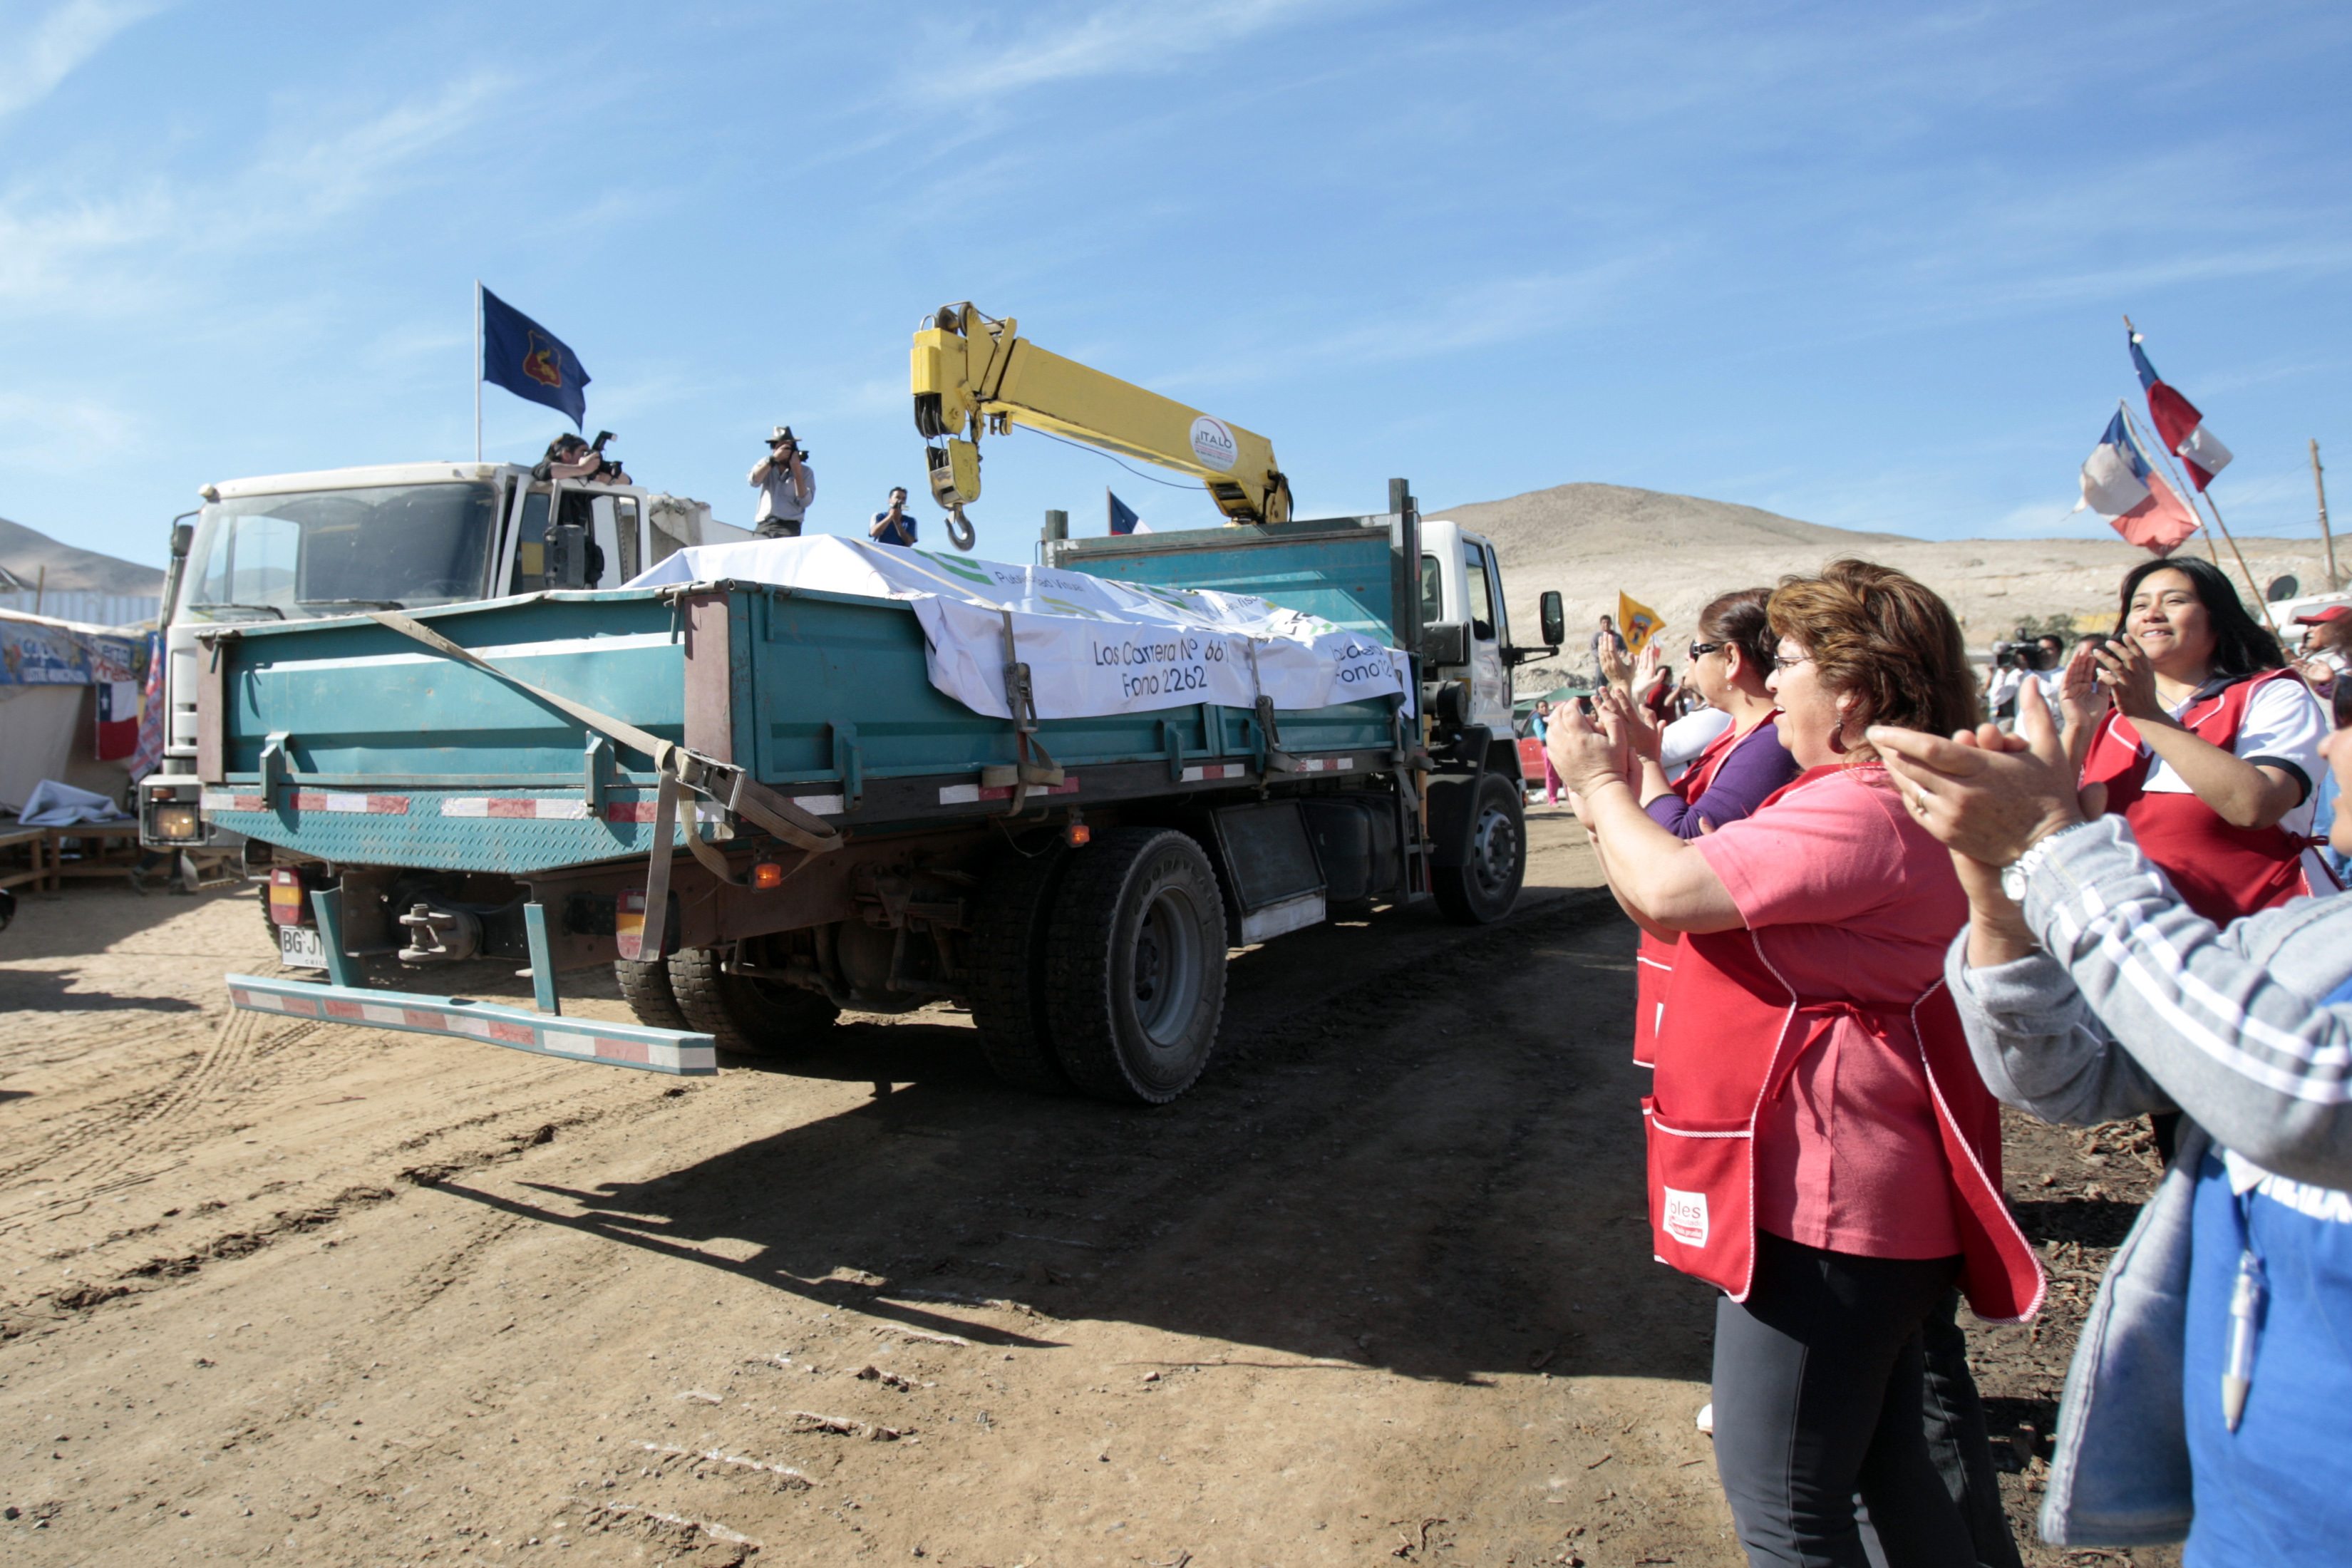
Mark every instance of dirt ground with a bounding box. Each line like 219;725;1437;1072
0;813;2172;1567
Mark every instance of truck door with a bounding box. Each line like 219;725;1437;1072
1461;537;1511;730
507;485;646;592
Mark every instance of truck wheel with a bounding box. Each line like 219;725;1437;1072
1044;828;1228;1105
614;957;690;1032
1432;772;1526;926
666;945;838;1056
964;845;1073;1093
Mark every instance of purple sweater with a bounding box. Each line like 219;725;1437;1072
1644;719;1800;840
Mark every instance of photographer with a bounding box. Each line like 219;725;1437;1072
535;430;631;488
750;425;815;538
869;486;919;547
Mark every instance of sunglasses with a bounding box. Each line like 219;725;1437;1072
1688;641;1724;661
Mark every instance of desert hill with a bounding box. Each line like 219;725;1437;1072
1432;483;2334;692
0;515;166;596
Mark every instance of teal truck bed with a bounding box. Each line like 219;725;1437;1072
207;490;1557;1104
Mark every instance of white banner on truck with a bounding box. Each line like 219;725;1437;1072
626;536;1408;723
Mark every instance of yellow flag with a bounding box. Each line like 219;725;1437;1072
1618;591;1663;656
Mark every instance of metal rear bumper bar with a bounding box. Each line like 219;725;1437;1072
223;972;717;1076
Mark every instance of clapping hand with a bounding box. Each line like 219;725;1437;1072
1597;641;1634;692
1634;642;1665;696
1547;698;1633;800
2092;635;2164;723
2058;641;2110;736
1599;681;1662;763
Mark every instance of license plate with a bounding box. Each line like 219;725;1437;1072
279;924;327;969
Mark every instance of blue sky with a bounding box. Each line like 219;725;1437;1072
2;0;2347;570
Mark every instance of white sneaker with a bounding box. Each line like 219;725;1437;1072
1695;1401;1714;1435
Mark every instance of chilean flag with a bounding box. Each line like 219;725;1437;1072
2077;411;2199;556
2130;330;2232;491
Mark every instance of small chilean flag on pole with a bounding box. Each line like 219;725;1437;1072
2128;325;2232;491
2076;410;2199;556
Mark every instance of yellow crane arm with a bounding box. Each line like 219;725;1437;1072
911;303;1291;547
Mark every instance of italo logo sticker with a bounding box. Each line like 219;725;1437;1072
1188;416;1239;473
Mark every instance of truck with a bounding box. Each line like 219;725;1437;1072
200;309;1564;1103
138;459;748;877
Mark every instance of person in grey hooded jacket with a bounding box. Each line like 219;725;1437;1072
1867;681;2352;1554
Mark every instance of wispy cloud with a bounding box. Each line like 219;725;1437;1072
0;71;507;311
930;0;1347;100
0;387;136;470
0;0;170;120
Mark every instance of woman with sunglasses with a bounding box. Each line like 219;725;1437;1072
1599;589;1800;1066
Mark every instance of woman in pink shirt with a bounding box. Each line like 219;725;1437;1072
1549;559;2041;1567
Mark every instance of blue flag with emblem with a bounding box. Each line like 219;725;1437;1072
1108;490;1140;535
481;287;589;429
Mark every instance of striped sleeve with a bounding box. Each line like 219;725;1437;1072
2021;817;2352;1187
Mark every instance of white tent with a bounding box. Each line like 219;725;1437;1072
0;608;144;815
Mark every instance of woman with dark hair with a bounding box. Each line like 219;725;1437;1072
1551;559;2038;1565
2066;555;2336;924
1600;587;1799;1067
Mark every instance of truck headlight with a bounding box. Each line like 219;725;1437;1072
154;804;202;841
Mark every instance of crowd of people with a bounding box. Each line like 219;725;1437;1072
1539;557;2349;1565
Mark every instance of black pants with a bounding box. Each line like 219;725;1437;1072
1713;1232;2008;1567
755;517;803;539
1859;1291;2023;1568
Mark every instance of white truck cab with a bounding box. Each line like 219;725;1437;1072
1415;517;1552;735
140;460;747;862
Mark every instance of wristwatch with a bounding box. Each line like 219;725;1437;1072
2001;820;2095;904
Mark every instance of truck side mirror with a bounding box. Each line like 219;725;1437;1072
1423;620;1470;666
1539;590;1564;648
170;522;195;560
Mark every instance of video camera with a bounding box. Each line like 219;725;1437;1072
1989;640;2038;671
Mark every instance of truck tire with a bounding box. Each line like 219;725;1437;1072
1432;772;1526;926
1044;828;1228;1105
665;945;838;1056
964;845;1073;1093
614;957;690;1032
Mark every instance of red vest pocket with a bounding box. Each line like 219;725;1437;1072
1644;1098;1756;1301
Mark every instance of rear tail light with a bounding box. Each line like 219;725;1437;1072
268;867;309;927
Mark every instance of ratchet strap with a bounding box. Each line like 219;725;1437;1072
363;609;842;857
981;607;1064;817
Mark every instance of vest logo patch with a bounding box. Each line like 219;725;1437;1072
1663;1186;1710;1247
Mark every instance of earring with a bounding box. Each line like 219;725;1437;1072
1827;724;1849;755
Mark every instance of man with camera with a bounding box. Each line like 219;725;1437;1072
1985;631;2068;726
536;430;631;488
869;486;919;547
751;425;815;538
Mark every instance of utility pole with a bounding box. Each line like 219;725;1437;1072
2314;439;2341;591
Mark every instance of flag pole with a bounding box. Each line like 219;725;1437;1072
2314;439;2341;592
473;279;483;463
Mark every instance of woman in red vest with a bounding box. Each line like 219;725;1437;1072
1601;587;1799;1066
1551;559;2041;1567
2068;556;2334;924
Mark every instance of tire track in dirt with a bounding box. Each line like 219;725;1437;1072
0;1011;309;1238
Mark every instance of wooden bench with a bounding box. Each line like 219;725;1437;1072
0;825;48;892
43;821;143;886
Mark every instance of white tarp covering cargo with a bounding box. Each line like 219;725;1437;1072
627;536;1408;722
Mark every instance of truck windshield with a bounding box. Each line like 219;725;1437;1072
180;483;500;622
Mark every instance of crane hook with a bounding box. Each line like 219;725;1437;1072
944;504;977;552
